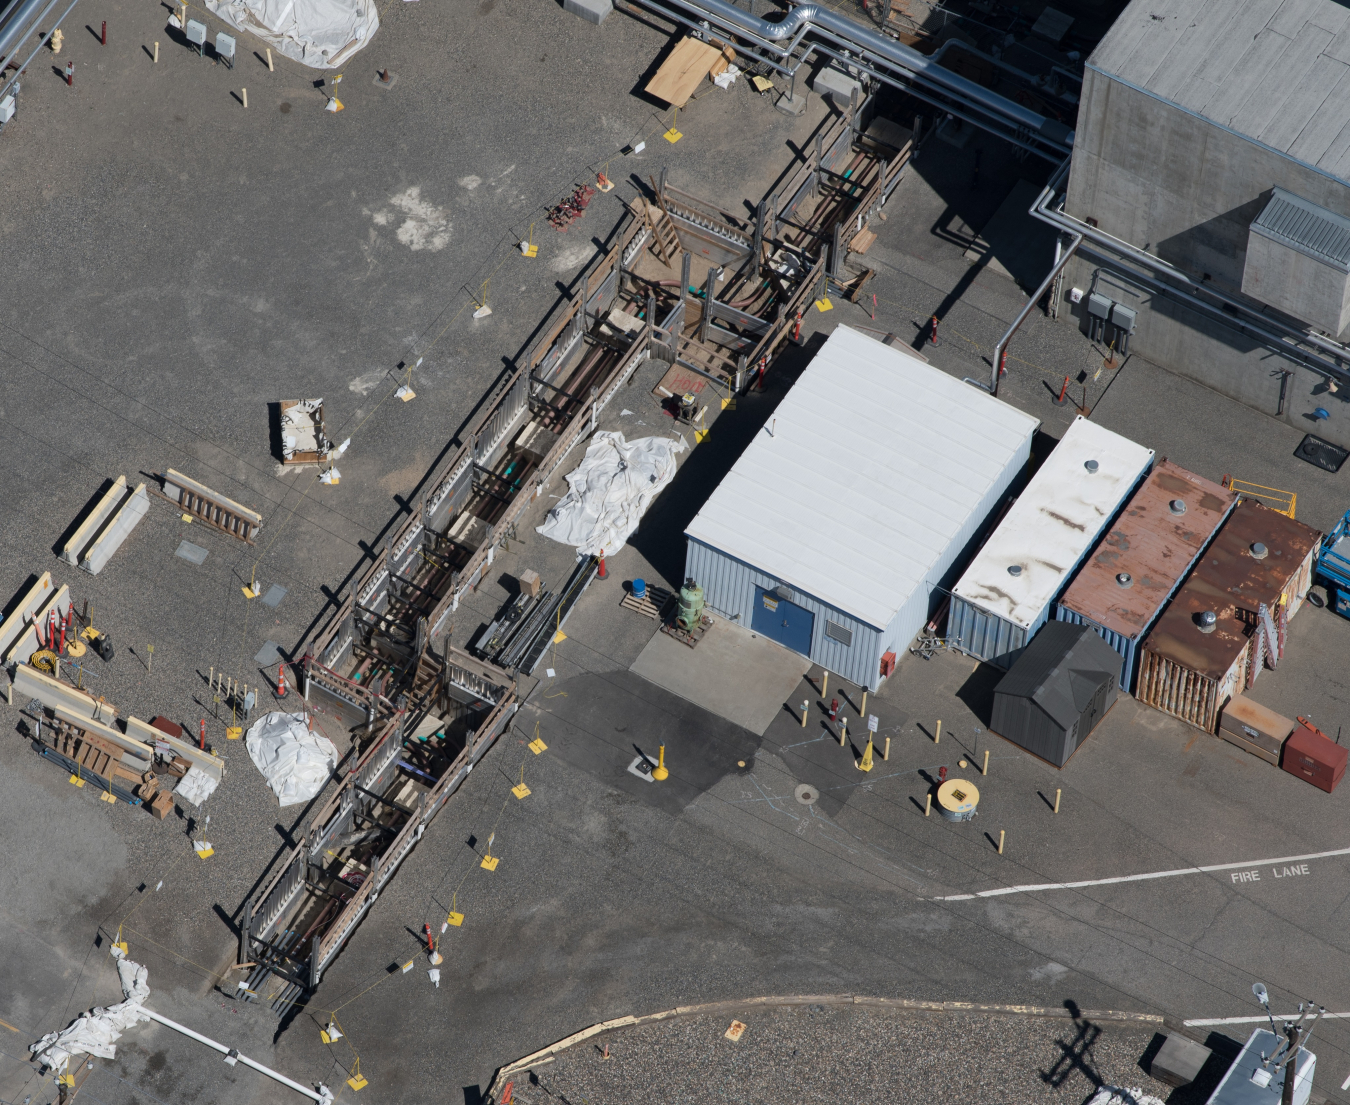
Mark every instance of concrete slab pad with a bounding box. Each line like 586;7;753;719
254;640;281;665
261;584;288;608
175;541;208;565
630;619;810;734
563;0;611;24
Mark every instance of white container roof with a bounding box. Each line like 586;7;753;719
684;325;1040;629
952;416;1154;631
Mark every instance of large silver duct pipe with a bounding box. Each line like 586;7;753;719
0;0;79;107
1028;158;1350;386
632;0;1075;157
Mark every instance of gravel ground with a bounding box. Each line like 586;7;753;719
501;1006;1176;1105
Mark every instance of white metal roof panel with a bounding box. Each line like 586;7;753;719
1090;0;1350;182
684;325;1040;629
952;417;1154;631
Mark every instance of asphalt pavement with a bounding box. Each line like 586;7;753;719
4;1;1350;1103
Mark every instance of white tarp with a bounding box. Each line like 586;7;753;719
30;948;150;1071
246;712;338;807
203;0;377;69
174;765;219;807
537;432;686;557
1086;1089;1165;1105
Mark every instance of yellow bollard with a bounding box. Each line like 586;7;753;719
997;830;1005;855
242;87;247;108
924;793;931;817
652;745;669;781
266;47;274;71
934;719;941;744
821;671;828;697
882;736;890;761
982;749;989;776
860;688;867;717
839;716;847;747
153;40;159;63
800;700;808;728
1054;788;1061;814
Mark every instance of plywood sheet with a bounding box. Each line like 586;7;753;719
645;37;722;107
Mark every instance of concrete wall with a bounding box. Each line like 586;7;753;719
1060;68;1350;449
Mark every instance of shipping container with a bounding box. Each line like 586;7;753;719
950;416;1154;668
1055;460;1237;692
684;325;1040;691
1136;500;1320;732
989;621;1122;767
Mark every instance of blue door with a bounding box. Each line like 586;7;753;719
752;586;815;656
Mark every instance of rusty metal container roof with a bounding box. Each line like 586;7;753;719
1140;500;1321;680
1057;460;1236;641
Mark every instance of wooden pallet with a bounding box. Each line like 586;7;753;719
620;586;674;620
660;614;714;648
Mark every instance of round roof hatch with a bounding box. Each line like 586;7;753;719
1169;499;1187;515
1250;542;1269;560
1084;459;1100;473
1116;572;1133;588
1007;564;1023;576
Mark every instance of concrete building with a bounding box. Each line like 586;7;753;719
1061;0;1350;447
683;325;1039;691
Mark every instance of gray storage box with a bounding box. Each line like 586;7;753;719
1151;1033;1211;1088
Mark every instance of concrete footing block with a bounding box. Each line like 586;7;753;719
1150;1034;1211;1088
811;61;861;102
775;91;808;116
564;0;611;24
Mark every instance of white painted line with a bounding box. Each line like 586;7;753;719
1341;1070;1350;1092
1185;1014;1350;1027
931;845;1350;902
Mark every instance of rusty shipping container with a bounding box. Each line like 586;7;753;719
1055;460;1237;692
1136;500;1320;732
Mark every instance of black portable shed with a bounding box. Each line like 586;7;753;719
990;621;1121;767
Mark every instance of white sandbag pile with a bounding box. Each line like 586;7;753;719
246;712;338;807
204;0;377;69
30;947;150;1071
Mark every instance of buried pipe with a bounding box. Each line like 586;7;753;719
143;1010;332;1104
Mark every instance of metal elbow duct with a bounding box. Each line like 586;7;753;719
663;0;1074;152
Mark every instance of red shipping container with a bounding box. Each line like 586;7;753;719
1282;721;1348;793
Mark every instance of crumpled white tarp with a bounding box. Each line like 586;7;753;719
537;432;686;557
174;765;219;807
1086;1088;1165;1105
203;0;378;69
246;712;338;807
30;948;150;1071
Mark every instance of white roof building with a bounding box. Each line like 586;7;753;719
950;416;1155;666
684;325;1040;690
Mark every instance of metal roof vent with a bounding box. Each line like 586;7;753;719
1007;564;1023;577
1116;572;1133;588
1084;459;1099;473
1169;499;1187;515
1250;542;1269;560
1195;610;1218;633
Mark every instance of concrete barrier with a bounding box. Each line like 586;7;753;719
79;481;148;574
0;572;57;659
63;476;128;565
11;662;117;724
161;469;262;543
126;716;226;779
3;583;72;664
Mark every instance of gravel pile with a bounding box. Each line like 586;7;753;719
502;1005;1174;1105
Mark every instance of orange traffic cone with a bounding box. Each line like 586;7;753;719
276;663;288;699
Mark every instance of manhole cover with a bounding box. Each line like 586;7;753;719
794;783;818;805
